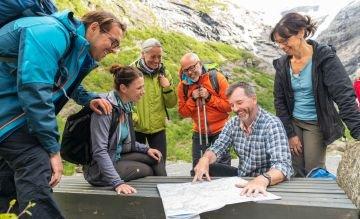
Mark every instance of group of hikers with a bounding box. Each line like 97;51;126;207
0;4;360;218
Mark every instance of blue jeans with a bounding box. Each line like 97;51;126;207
0;126;64;218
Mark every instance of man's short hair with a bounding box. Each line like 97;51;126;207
226;81;256;98
81;11;127;33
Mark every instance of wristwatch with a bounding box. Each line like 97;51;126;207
262;172;272;187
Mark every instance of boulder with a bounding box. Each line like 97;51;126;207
337;142;360;208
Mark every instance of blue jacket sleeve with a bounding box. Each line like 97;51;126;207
70;84;98;106
17;23;69;153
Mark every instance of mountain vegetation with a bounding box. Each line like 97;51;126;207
55;0;279;174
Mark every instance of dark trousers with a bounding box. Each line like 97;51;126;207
0;126;64;218
291;119;326;177
209;163;238;177
135;130;167;164
192;132;231;168
115;152;167;181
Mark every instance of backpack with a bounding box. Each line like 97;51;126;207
0;0;58;28
182;63;231;99
61;106;121;165
306;167;336;180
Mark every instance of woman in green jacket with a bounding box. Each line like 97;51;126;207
132;38;177;163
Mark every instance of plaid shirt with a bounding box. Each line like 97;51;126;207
209;107;293;179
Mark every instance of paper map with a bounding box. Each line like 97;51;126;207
157;177;281;219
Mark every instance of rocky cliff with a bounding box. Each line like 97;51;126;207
317;1;360;76
70;0;280;73
337;142;360;208
61;0;359;75
142;0;280;72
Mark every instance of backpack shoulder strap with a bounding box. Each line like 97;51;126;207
107;106;136;150
53;30;77;90
127;112;136;150
108;106;120;146
209;69;219;94
0;56;17;63
183;83;190;100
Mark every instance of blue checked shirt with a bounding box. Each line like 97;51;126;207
209;107;293;179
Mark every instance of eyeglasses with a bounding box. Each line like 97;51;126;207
101;29;120;50
274;37;289;46
182;61;199;74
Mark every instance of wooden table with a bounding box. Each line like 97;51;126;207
54;176;359;219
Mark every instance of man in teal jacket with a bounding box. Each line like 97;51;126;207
0;10;126;218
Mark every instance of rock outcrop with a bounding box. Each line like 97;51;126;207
316;1;360;76
337;142;360;208
79;0;280;73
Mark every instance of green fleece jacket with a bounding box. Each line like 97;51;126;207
132;59;177;134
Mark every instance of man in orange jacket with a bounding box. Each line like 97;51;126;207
178;53;232;175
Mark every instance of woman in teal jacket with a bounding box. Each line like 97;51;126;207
0;10;125;218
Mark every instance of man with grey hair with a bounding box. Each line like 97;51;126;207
132;38;177;164
178;52;232;175
193;81;293;196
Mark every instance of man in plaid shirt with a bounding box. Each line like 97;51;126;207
193;82;293;196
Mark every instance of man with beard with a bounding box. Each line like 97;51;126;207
193;82;293;196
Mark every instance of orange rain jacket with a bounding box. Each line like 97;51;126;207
177;70;231;134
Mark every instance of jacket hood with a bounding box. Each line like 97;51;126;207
101;90;133;113
308;39;337;66
99;91;118;106
52;10;91;53
134;58;164;76
51;10;81;34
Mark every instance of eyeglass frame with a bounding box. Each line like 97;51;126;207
274;37;290;46
100;28;120;50
182;61;199;74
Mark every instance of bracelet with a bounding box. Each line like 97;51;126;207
261;172;272;187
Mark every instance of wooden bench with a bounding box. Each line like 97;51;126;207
54;176;359;219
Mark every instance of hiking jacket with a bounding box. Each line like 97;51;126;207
178;67;231;134
0;11;98;153
273;39;360;145
354;79;360;107
83;91;149;188
132;59;177;134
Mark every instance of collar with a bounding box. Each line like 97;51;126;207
113;90;132;113
106;90;132;113
136;58;164;76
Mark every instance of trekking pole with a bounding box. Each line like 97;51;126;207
196;98;202;146
202;97;209;146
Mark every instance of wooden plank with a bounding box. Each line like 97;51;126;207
54;193;359;219
54;193;165;219
58;177;342;190
201;202;359;219
54;176;359;219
